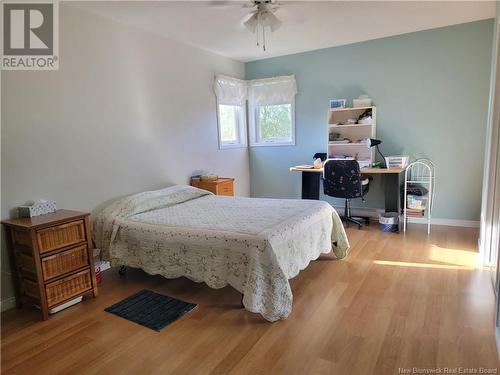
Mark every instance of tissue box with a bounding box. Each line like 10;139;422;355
18;200;57;218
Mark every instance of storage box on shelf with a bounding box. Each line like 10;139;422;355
327;106;376;166
2;210;98;320
353;98;372;108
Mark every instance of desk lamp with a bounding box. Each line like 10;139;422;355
366;138;387;168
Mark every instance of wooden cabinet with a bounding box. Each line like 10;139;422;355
191;178;235;196
2;210;98;320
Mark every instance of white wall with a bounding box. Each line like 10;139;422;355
0;5;249;306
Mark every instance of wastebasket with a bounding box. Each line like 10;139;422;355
379;212;399;232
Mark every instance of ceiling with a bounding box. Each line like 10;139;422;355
69;1;496;62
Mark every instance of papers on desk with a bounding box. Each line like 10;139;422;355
295;165;314;169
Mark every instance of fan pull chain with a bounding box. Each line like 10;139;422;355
253;11;268;52
256;12;260;47
262;26;266;51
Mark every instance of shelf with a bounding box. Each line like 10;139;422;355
326;105;375;166
328;106;374;112
328;142;367;146
329;123;373;128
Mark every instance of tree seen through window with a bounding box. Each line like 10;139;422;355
258;104;292;140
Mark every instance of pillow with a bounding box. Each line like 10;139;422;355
117;185;213;218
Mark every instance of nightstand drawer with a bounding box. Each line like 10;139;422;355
46;270;92;307
41;244;89;281
217;182;234;196
36;220;86;254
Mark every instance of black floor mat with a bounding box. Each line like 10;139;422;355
104;289;196;331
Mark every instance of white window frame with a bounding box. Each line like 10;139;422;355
249;100;296;147
216;101;247;149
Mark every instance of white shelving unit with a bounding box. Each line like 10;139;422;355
403;159;436;234
327;106;376;167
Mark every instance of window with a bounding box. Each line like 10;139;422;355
214;75;247;149
251;102;295;145
217;104;246;148
248;75;297;146
213;74;297;148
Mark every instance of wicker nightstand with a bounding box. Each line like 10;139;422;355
191;178;234;196
2;210;98;320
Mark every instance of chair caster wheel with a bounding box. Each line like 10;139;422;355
118;265;127;276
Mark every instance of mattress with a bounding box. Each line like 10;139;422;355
93;185;349;321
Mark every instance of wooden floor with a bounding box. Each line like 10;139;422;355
2;224;499;374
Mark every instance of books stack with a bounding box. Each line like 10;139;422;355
329;139;351;144
406;208;425;217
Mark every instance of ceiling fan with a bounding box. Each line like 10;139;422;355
210;0;287;52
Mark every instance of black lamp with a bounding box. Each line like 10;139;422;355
366;138;387;168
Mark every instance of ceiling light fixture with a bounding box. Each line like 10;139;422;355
243;1;282;51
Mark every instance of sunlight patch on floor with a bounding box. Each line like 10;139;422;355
373;244;482;270
373;260;475;270
428;245;480;268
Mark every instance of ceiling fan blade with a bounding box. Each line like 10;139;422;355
261;11;282;31
273;6;306;25
242;1;257;8
243;13;259;32
205;0;253;8
205;1;233;7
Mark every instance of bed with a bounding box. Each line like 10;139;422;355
93;185;349;322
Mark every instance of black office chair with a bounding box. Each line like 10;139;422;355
323;159;370;229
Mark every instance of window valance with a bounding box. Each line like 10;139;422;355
213;75;248;106
247;75;297;106
213;74;297;107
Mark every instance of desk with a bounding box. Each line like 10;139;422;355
289;166;405;213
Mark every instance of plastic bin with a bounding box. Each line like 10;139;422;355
407;195;428;210
385;156;409;169
379;212;399;232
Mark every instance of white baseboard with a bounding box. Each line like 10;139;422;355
1;297;16;312
406;217;480;228
333;206;480;228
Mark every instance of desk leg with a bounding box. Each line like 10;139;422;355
302;172;320;200
383;173;401;213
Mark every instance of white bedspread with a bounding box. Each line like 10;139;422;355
93;185;349;322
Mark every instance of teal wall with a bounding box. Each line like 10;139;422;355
245;20;494;221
